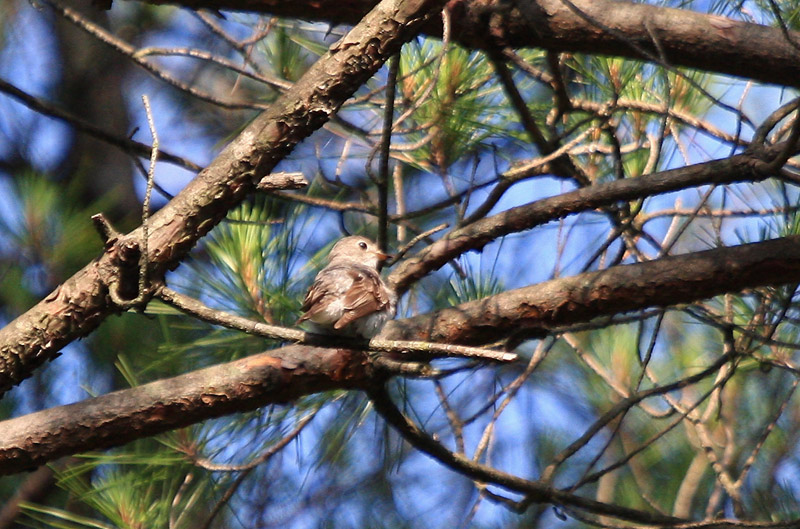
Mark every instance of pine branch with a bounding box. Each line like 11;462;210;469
0;345;368;475
0;0;446;397
135;0;800;89
365;385;683;526
156;286;518;363
3;235;800;476
388;141;788;294
387;235;800;345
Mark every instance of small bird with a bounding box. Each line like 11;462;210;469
297;236;397;339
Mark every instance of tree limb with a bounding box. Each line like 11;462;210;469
157;285;517;362
0;345;373;475
386;235;800;345
139;0;800;88
0;0;446;397
389;143;783;294
365;385;683;526
3;235;800;475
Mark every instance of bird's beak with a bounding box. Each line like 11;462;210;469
375;250;393;262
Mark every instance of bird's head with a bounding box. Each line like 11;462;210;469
327;236;391;269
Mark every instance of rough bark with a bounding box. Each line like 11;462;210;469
388;144;779;294
3;234;800;475
0;350;669;525
385;235;800;344
139;0;800;89
0;0;446;396
0;346;369;475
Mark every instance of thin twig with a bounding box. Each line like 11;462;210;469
386;223;448;267
0;77;201;172
367;385;684;526
473;339;553;462
133;46;292;91
188;411;317;472
433;380;466;454
198;412;316;529
734;378;798;490
139;95;157;303
541;351;734;483
155;285;518;363
44;0;263;110
390;7;453;130
572;357;739;491
392;164;407;242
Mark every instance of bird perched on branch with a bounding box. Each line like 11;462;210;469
297;236;397;339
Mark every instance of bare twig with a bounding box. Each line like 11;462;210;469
389;139;791;294
44;0;263;110
188;411;317;472
198;412;316;529
386;223;448;266
155;285;518;363
133;46;292;91
541;351;734;484
366;385;684;525
140;95;157;300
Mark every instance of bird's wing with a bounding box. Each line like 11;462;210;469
334;267;391;330
297;268;352;324
299;276;326;314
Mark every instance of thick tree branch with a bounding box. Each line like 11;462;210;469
388;143;786;294
157;285;517;362
0;345;372;475
4;235;800;475
140;0;800;88
0;0;445;396
385;235;800;345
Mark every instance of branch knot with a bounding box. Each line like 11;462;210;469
92;213;154;312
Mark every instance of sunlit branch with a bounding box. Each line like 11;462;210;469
389;141;791;294
156;285;518;363
0;0;448;395
137;0;800;89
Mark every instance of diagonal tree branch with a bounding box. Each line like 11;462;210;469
365;384;683;526
388;142;786;294
3;235;800;476
0;77;203;172
139;0;800;88
0;345;372;475
386;235;800;345
0;0;446;397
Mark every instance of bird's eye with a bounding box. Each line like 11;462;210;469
358;241;368;250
